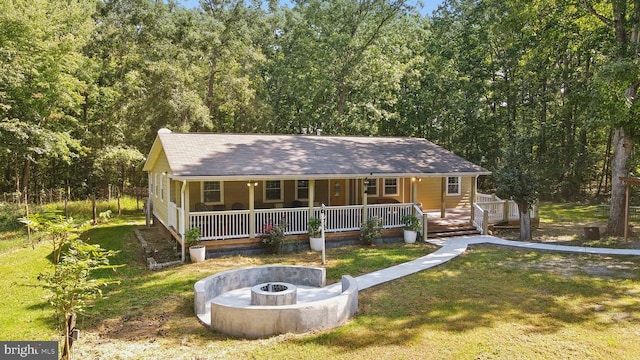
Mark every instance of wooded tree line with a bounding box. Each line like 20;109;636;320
1;0;638;230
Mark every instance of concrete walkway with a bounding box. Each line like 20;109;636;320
352;235;640;291
201;235;640;330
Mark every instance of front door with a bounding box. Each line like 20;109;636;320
331;179;346;206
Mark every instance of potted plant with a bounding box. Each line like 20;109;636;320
401;214;421;244
308;217;323;251
186;227;205;262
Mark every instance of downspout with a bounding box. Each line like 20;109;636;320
146;173;152;227
470;175;478;225
180;180;186;263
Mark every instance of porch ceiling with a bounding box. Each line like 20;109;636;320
152;133;490;179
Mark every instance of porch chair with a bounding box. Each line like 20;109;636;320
194;202;209;211
231;202;244;210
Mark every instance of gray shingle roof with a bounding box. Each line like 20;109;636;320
153;133;489;178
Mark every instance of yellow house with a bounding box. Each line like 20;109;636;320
143;130;506;261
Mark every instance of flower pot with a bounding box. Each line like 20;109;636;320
189;245;206;263
309;236;323;251
403;229;417;244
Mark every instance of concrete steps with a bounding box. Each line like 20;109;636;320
427;226;481;239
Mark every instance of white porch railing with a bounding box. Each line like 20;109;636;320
168;202;186;239
187;203;416;240
256;207;310;236
475;193;538;223
190;210;251;240
316;205;363;232
472;203;489;234
168;202;177;231
367;203;413;229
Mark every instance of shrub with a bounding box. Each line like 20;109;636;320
360;217;383;245
261;221;287;254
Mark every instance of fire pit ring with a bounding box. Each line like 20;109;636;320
251;282;297;306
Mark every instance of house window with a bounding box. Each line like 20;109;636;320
264;180;283;202
202;181;223;204
296;180;309;200
446;177;461;196
154;173;159;196
383;178;399;196
160;173;164;201
366;179;377;197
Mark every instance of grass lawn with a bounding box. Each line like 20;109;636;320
1;202;640;359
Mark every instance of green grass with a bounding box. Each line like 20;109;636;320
2;201;640;359
538;201;604;223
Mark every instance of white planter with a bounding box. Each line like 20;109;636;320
189;245;206;263
309;237;324;251
403;230;417;244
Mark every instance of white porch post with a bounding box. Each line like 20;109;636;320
180;180;187;263
470;176;477;225
248;182;256;239
308;179;315;219
362;179;368;224
440;177;446;218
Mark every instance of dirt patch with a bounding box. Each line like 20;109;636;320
135;226;181;265
502;254;639;279
98;312;172;340
493;220;640;249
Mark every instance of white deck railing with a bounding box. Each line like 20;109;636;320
367;203;413;229
256;207;310;236
168;202;177;231
317;205;363;232
190;210;251;240
472;203;489;234
185;199;535;241
475;193;538;223
188;203;415;240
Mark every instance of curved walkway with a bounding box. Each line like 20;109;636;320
352;235;640;291
201;235;640;332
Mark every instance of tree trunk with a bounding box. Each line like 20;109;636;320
607;126;633;236
20;159;31;205
518;201;532;241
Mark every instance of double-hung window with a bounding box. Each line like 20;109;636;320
446;177;461;196
383;178;399;196
264;180;283;202
296;180;309;200
203;181;223;204
366;179;378;197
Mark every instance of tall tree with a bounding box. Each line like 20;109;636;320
0;0;95;202
583;0;640;236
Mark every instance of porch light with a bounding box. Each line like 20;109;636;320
247;181;258;187
411;177;422;182
334;181;340;197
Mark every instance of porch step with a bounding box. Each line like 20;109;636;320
427;226;480;239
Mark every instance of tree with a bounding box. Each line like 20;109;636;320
494;138;538;241
0;0;95;203
39;239;121;360
583;0;640;236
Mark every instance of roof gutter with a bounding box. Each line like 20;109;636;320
167;171;492;182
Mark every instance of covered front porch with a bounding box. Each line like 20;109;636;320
163;175;535;245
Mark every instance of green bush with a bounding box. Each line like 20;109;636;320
0;203;24;231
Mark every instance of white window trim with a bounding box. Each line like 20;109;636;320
446;176;461;196
154;173;159;196
295;180;309;200
383;177;400;196
201;181;224;205
366;179;378;197
263;180;284;203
